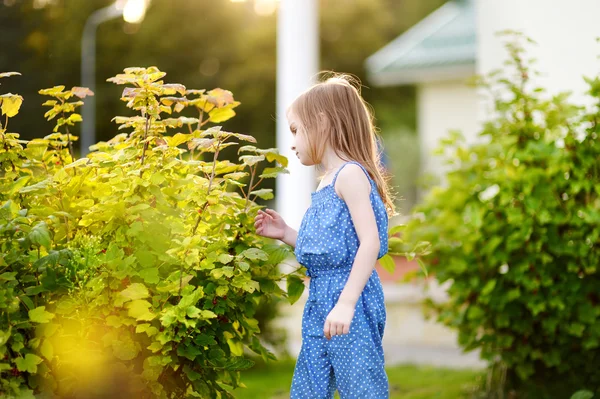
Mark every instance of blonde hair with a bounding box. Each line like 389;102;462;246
288;72;396;216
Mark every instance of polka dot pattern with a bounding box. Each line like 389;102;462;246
291;161;389;399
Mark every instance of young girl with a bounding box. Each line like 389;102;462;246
254;74;395;399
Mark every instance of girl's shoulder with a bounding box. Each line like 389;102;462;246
333;162;372;199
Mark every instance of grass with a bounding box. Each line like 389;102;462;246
231;358;484;399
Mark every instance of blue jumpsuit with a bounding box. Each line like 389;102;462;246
291;161;389;399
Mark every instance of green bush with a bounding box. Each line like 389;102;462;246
403;34;600;398
0;68;305;398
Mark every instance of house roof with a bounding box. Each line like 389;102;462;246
365;0;476;86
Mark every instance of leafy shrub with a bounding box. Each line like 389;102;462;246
0;68;305;398
403;34;600;398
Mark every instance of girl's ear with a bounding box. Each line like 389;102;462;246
318;112;330;131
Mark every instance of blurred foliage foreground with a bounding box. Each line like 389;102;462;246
0;67;313;399
404;34;600;398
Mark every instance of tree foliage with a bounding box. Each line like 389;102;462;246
0;67;305;398
403;33;600;398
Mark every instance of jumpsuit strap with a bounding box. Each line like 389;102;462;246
331;161;374;189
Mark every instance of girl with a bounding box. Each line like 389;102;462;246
254;74;395;399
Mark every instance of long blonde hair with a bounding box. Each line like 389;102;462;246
288;73;396;216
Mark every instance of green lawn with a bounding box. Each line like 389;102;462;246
231;358;483;399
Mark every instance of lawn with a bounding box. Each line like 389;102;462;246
231;358;483;399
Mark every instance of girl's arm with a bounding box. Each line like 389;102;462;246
323;164;381;339
281;225;298;248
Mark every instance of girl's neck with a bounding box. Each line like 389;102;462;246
318;147;350;177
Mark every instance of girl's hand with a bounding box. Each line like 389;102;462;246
323;301;355;340
254;209;287;240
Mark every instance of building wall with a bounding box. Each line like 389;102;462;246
476;0;600;108
417;80;479;180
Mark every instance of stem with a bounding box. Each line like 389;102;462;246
16;296;31;312
160;294;172;311
65;125;76;164
188;124;195;160
197;104;205;131
192;141;221;235
251;177;264;192
177;265;184;300
140;113;151;167
58;189;71;242
279;266;304;280
244;166;256;212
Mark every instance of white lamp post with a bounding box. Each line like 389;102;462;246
230;0;318;229
275;0;319;230
80;0;149;156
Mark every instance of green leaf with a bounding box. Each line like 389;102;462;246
186;306;202;318
286;276;305;305
238;145;257;153
265;152;288;168
208;348;226;361
40;340;54;361
147;341;163;353
250;188;274;200
388;224;405;236
379;254;395;274
481;279;497;296
242;280;260;293
194;334;217;347
177;343;201;361
127;300;155;321
240;155;265;167
417;258;428;277
15;354;43;373
29;222;51;249
167;133;192;147
227;339;243;356
570;391;594;399
139;268;160;284
0;272;17;281
264;245;290;265
223;357;255;371
183;365;202;381
29;306;55;324
218;254;234;264
112;335;140;361
240;248;268;262
120;283;150;301
200;310;217;319
259;167;288;179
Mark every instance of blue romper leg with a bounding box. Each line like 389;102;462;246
291;161;390;399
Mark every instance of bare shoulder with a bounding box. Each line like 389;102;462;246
334;163;371;200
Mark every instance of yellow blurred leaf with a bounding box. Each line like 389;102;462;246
209;107;236;123
70;86;94;98
0;94;23;117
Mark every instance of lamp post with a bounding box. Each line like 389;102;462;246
80;0;149;156
275;0;318;230
229;0;318;229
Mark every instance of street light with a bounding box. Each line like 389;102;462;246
80;0;150;156
229;0;280;17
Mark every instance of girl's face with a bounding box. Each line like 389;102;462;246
288;110;314;166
